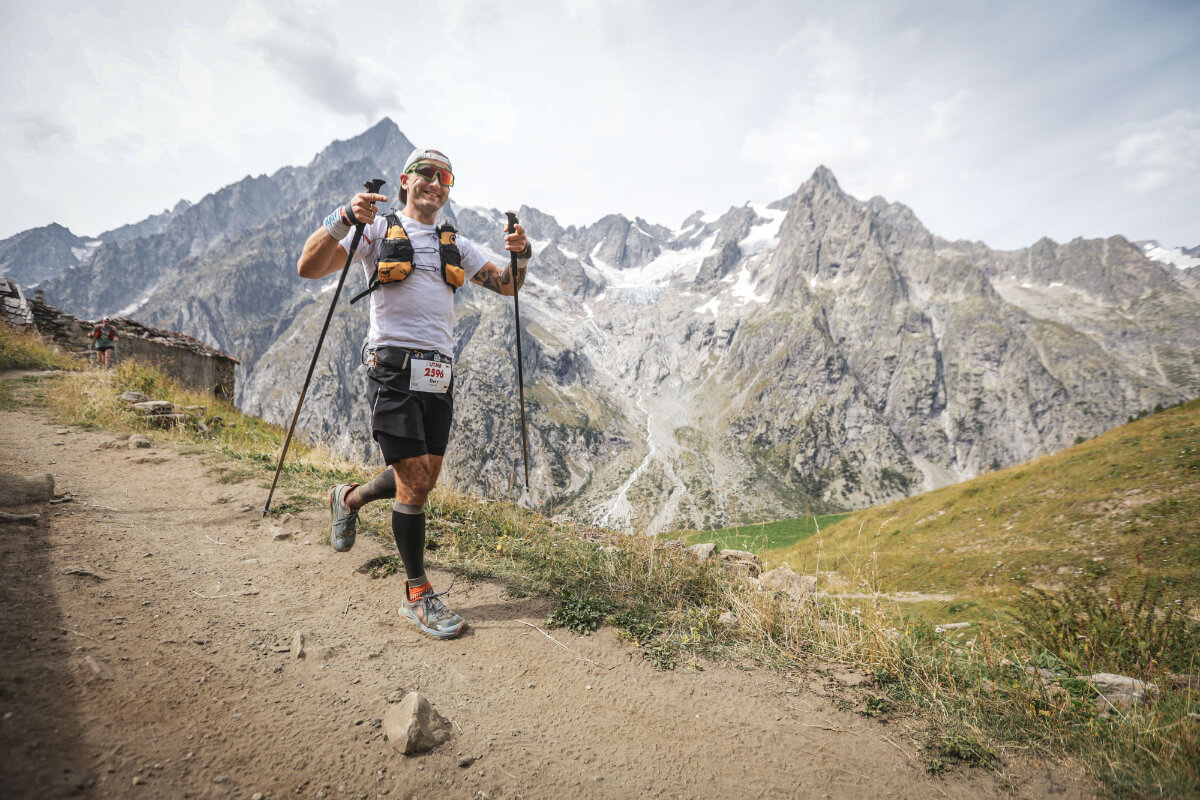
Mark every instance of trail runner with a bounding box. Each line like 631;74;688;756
91;317;118;368
296;148;530;639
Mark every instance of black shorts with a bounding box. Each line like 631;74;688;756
366;347;454;465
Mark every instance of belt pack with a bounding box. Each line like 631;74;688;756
350;213;464;305
365;345;452;370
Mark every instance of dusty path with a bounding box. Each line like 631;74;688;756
0;407;1094;799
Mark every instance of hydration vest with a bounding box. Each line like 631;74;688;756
349;213;464;305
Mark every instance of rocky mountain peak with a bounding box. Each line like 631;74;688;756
810;164;839;186
309;117;414;176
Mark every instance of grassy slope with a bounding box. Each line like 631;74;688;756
766;398;1200;613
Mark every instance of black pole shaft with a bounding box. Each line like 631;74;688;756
506;211;531;490
264;179;384;516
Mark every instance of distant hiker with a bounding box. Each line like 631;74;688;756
296;148;531;639
91;317;118;368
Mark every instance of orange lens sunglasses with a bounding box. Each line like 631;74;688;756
406;162;454;187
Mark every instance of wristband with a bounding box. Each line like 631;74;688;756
324;207;351;241
513;245;531;290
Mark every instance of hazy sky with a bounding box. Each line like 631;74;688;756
1;0;1197;250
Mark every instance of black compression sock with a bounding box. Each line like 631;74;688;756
347;468;396;508
391;501;426;581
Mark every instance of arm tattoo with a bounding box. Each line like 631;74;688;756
471;264;505;294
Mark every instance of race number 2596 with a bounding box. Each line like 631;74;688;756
409;355;452;394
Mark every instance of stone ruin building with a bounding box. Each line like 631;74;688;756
1;275;238;398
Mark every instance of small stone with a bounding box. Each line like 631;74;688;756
213;775;228;783
716;548;763;578
252;794;264;800
132;776;144;786
382;692;453;754
458;755;476;768
0;472;54;506
759;564;817;601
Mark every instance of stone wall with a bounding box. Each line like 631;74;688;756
0;276;35;328
21;287;238;398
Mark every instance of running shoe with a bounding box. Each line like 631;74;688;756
328;483;359;552
400;580;466;639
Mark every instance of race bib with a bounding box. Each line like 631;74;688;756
409;354;452;394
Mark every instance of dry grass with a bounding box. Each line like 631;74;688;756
0;322;82;372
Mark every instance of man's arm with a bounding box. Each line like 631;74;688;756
297;229;349;279
469;223;530;296
296;191;388;279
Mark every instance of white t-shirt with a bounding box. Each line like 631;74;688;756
340;213;489;357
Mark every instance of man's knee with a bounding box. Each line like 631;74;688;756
391;459;436;502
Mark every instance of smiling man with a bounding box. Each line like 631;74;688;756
296;147;530;639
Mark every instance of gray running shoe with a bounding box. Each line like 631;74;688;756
400;581;466;639
328;484;359;552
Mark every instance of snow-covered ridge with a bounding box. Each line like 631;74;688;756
589;233;718;289
1137;240;1200;270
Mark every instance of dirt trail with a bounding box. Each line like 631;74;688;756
0;407;1094;799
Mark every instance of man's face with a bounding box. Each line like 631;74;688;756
402;161;452;215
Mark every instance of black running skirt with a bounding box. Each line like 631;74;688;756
366;347;454;462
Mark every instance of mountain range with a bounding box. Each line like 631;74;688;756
5;118;1199;532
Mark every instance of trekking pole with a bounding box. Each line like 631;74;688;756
263;178;386;516
506;211;531;490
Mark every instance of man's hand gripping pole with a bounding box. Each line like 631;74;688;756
263;178;386;517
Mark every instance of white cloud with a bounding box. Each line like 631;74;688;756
231;1;401;121
1110;108;1200;194
741;21;880;193
922;89;972;144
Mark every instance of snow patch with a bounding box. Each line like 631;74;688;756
730;266;769;304
1140;241;1200;270
740;204;785;255
694;297;720;317
117;294;151;317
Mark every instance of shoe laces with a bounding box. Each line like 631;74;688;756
415;578;457;615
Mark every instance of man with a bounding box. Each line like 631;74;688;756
296;148;530;639
91;317;118;367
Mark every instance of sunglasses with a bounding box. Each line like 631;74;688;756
406;162;455;187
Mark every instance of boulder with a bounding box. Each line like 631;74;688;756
143;413;190;429
688;542;716;561
716;548;762;578
760;563;817;601
1088;673;1158;709
131;400;175;415
118;391;150;403
0;473;55;506
128;434;152;448
384;692;452;754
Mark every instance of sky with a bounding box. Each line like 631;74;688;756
1;0;1197;251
